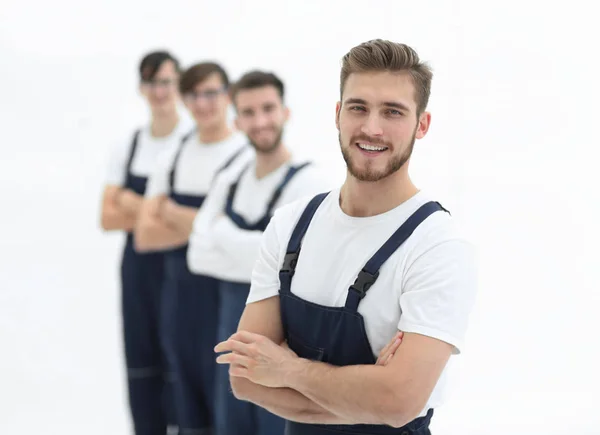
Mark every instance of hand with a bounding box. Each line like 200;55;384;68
116;189;142;214
147;195;167;217
376;331;404;365
215;330;298;388
159;197;180;222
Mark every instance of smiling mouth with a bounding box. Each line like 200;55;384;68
356;142;388;152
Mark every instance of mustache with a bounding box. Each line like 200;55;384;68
350;134;390;148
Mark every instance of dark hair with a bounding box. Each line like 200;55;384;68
139;50;181;82
340;39;433;115
230;70;285;103
179;62;229;94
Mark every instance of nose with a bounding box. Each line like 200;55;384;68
153;86;167;99
253;112;270;130
360;113;383;137
194;97;212;111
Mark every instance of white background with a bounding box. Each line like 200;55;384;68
1;0;598;433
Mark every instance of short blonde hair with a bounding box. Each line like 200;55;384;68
340;39;433;115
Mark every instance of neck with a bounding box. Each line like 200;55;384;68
255;143;292;179
339;167;418;217
150;112;179;137
198;123;232;144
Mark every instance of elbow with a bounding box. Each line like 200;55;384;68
379;388;424;429
383;405;424;429
230;376;254;401
133;226;153;253
100;212;120;232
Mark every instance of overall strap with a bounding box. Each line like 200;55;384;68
124;129;141;175
168;129;195;193
264;162;311;218
215;145;248;177
224;163;252;228
226;161;312;231
278;192;330;293
345;201;448;311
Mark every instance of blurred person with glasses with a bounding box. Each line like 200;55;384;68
135;62;252;435
99;50;192;435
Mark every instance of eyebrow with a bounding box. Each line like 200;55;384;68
344;98;411;112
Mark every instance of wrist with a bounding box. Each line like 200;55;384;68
283;357;310;389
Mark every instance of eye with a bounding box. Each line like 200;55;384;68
349;105;366;112
386;109;403;116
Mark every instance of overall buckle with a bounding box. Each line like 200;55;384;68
349;269;380;299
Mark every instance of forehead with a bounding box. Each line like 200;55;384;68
193;72;225;91
153;60;178;78
343;71;417;111
235;85;281;108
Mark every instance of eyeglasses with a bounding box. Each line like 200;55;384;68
141;79;177;89
183;87;228;103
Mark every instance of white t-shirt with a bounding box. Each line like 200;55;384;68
105;120;193;186
187;157;336;283
248;188;478;415
145;131;251;198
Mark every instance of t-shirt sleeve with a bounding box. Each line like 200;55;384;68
246;201;306;304
105;135;134;187
397;233;478;355
186;170;232;274
145;147;176;198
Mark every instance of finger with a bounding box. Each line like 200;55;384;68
216;352;253;367
214;339;252;355
377;334;398;364
376;336;403;365
378;339;393;361
229;364;249;378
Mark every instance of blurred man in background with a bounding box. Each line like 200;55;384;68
135;62;251;435
187;70;334;435
100;50;191;435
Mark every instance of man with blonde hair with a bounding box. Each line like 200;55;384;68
215;40;478;434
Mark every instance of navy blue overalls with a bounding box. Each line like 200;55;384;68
120;130;173;435
162;136;247;435
279;192;446;435
215;162;310;435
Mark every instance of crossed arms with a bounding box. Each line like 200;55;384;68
215;296;452;428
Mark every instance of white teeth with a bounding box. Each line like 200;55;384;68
358;143;387;151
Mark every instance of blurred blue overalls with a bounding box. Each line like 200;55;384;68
279;193;446;435
162;136;247;435
120;130;173;435
215;162;310;435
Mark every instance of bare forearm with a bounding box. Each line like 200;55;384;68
117;189;144;215
231;377;355;424
134;216;189;252
162;205;197;235
285;360;407;427
100;203;136;231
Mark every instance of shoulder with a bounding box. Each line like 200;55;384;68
400;194;477;278
211;154;253;191
269;189;336;242
105;127;144;176
283;159;339;198
153;136;184;173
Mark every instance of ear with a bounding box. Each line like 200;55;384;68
234;116;241;131
335;101;341;131
283;106;290;122
415;111;431;139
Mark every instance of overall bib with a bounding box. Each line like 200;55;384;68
162;140;246;434
279;193;446;435
215;163;310;435
120;130;172;435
